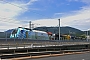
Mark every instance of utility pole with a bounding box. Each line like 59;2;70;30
29;21;31;29
32;24;34;29
87;30;88;42
58;19;60;40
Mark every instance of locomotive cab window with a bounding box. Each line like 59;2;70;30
12;29;17;34
21;30;24;33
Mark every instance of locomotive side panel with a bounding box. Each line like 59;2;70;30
33;30;49;40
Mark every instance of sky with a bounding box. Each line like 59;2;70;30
0;0;90;32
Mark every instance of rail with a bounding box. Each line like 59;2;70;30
0;42;90;50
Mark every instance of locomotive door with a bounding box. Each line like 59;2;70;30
26;31;28;38
35;32;38;39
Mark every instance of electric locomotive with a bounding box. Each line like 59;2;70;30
10;27;49;40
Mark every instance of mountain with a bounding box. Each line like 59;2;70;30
4;29;14;38
33;26;84;35
0;29;13;38
5;29;13;33
0;32;5;38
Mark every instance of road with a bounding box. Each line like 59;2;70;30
27;52;90;60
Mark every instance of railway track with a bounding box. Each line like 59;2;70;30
0;38;90;60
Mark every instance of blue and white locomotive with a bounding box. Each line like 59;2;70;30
10;27;49;40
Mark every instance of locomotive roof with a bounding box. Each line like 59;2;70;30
18;27;32;31
17;27;47;33
32;30;47;33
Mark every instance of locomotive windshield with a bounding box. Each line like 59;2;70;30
21;30;24;33
12;29;17;34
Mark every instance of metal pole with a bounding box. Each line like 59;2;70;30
29;21;31;29
5;32;7;41
87;30;88;42
58;19;60;40
32;24;34;29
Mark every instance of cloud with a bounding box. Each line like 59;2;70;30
25;0;38;5
0;3;21;18
0;18;27;30
81;0;90;4
0;0;38;32
32;18;59;27
61;6;90;25
32;6;90;31
54;13;65;16
0;0;39;18
67;0;79;2
0;0;90;32
67;0;90;5
63;6;90;30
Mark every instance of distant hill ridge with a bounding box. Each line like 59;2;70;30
0;26;85;38
33;26;84;35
